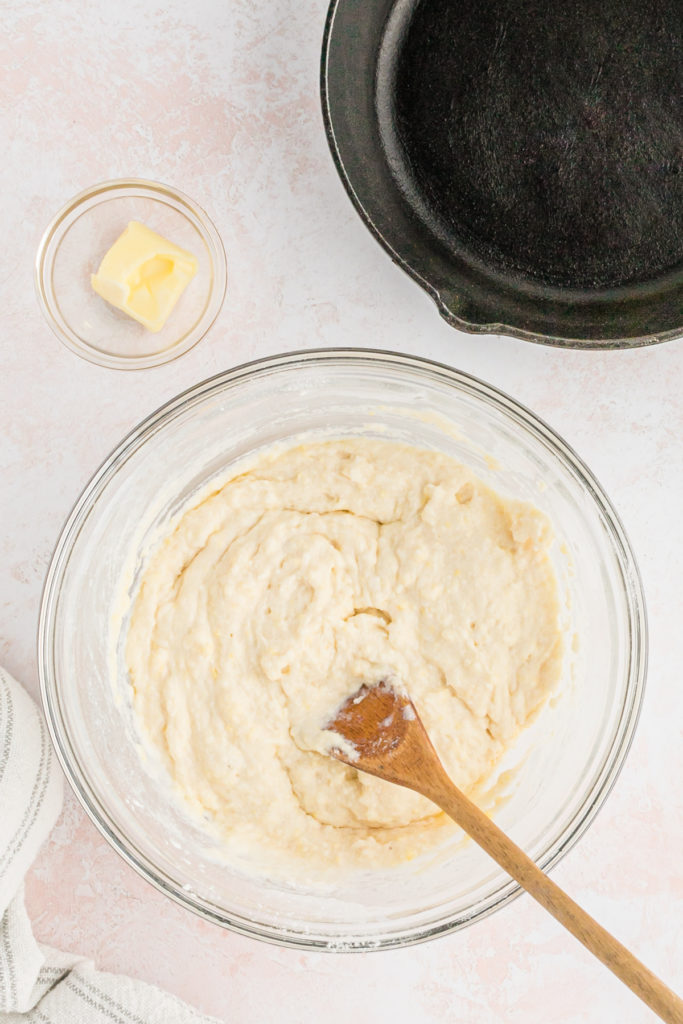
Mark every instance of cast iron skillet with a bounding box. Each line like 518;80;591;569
321;0;683;347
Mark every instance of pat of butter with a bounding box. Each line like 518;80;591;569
91;221;198;333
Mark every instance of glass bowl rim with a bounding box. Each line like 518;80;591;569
34;177;228;370
38;347;648;950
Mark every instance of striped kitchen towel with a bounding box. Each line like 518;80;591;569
0;666;220;1023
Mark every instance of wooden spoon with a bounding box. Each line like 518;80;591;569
325;680;683;1023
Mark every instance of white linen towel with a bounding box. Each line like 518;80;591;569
0;666;220;1024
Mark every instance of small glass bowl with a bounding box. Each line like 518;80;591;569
35;179;227;370
39;350;646;950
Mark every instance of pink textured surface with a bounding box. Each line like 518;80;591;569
1;1;682;1021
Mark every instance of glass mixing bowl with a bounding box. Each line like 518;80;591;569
39;349;646;950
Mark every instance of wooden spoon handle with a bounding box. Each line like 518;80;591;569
429;774;683;1023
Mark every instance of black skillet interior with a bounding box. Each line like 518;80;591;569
321;0;683;347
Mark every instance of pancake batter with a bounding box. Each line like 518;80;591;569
126;439;562;875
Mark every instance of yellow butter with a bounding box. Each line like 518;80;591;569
91;221;198;333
